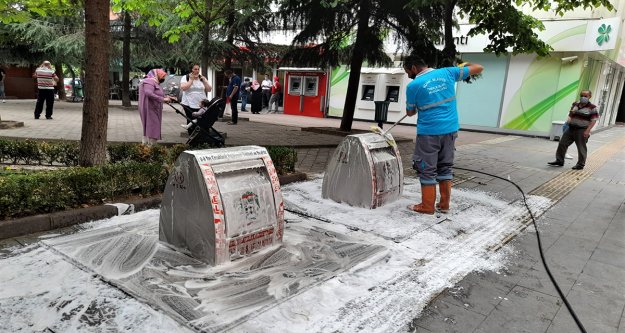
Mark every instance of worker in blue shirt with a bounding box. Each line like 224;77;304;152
403;55;484;215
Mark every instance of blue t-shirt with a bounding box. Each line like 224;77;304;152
226;75;241;98
406;67;469;135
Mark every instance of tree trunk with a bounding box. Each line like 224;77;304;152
224;9;235;70
339;0;371;132
201;0;213;78
121;10;132;107
441;0;458;67
79;0;111;166
54;63;65;100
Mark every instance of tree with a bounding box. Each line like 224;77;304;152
78;0;110;166
406;0;615;66
279;0;614;132
2;12;85;98
278;0;442;131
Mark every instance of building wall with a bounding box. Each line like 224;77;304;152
456;53;509;128
2;65;37;99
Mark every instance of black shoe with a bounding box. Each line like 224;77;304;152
46;117;53;120
34;117;40;119
547;161;564;167
571;165;584;170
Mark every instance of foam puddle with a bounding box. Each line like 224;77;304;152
0;179;552;332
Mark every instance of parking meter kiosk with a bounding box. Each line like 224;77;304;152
282;68;328;118
322;133;403;209
159;146;284;266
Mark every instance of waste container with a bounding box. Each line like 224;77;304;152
159;146;285;266
374;101;390;128
549;121;566;141
322;133;403;208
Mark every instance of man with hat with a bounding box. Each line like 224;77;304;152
33;60;59;119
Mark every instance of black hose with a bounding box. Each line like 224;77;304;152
454;166;586;333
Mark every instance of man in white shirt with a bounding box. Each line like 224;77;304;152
179;64;212;128
261;73;272;109
33;60;59;119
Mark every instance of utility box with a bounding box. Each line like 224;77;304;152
159;146;284;266
374;100;390;128
550;120;566;141
322;133;403;208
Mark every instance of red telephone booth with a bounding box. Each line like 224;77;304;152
281;68;328;118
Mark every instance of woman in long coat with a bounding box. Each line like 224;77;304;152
138;68;173;145
250;80;263;114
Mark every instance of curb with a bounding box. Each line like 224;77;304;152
0;172;307;240
0;121;25;129
0;195;162;240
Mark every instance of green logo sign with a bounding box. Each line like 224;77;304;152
596;24;612;46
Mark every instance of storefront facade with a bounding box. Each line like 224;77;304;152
328;15;625;136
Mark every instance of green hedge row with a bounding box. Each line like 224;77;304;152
0;140;180;166
0;161;166;219
0;140;299;219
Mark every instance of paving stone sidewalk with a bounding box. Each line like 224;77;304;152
2;99;624;332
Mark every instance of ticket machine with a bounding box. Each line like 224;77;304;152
382;72;404;111
159;146;284;266
282;68;328;118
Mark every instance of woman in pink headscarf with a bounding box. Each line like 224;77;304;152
138;68;174;145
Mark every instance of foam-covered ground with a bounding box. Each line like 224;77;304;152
0;178;552;332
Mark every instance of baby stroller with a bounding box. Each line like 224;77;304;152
169;97;226;148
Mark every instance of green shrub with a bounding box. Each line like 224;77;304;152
0;140;300;219
107;143;140;163
40;142;64;165
266;146;298;175
0;140;19;164
16;140;42;165
59;142;80;166
0;162;166;219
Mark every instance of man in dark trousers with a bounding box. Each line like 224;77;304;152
403;55;483;215
548;90;598;170
225;69;241;125
33;60;59;119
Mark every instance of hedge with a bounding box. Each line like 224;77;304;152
0;139;299;219
0;161;166;219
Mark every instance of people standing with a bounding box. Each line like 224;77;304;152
261;73;272;110
138;68;174;145
179;64;212;128
240;77;251;112
267;76;282;114
225;69;241;125
0;66;6;103
548;90;598;170
403;55;483;215
250;80;263;114
33;61;59;119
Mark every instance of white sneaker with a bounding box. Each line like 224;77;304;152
180;123;191;129
565;153;574;159
1;100;4;103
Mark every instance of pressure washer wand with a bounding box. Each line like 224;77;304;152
380;114;408;136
